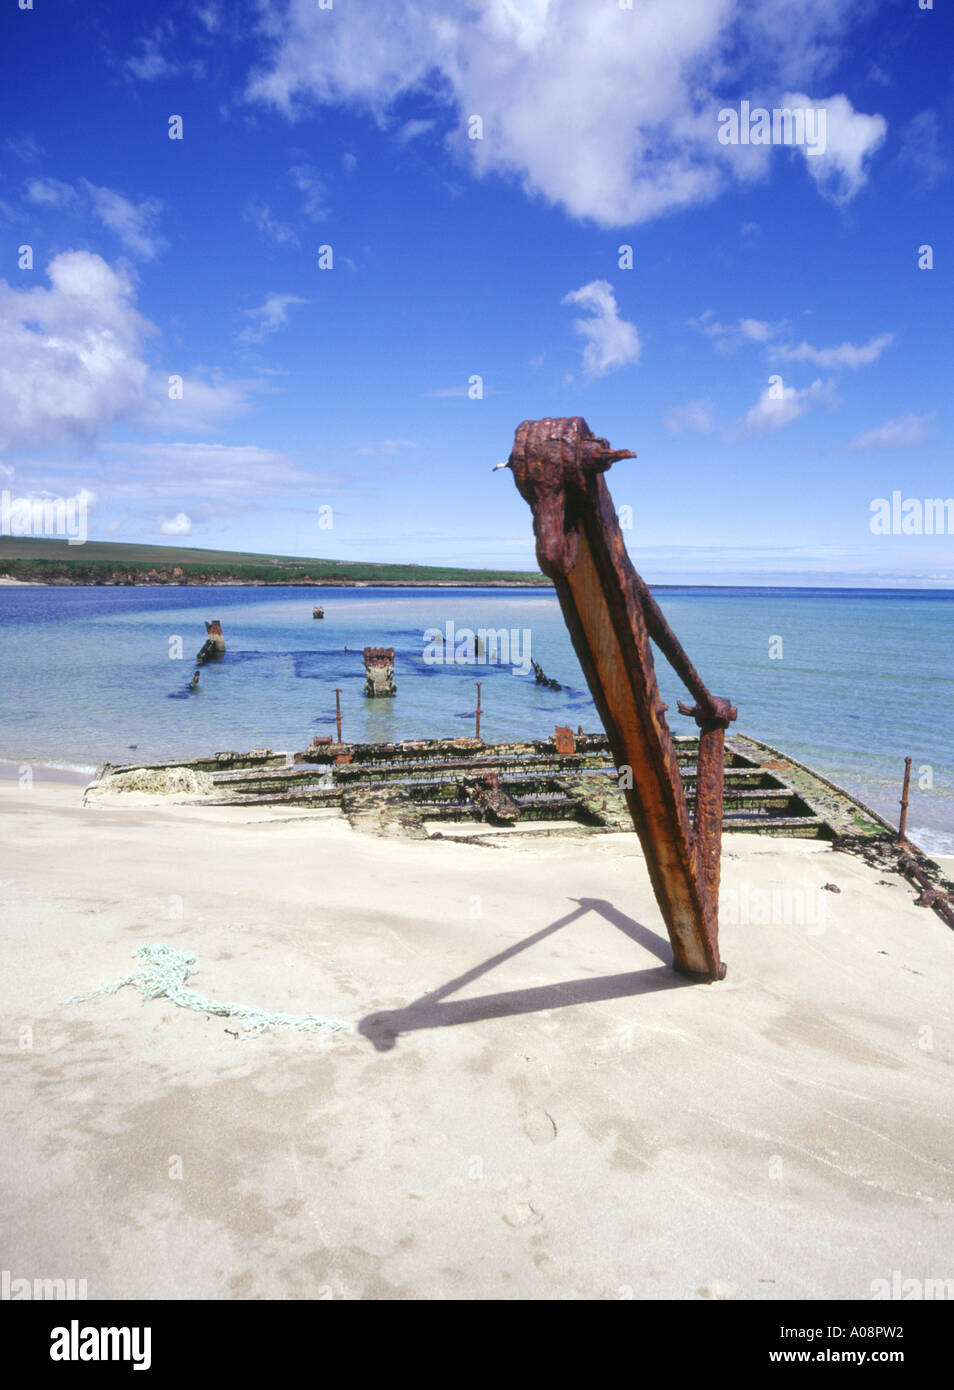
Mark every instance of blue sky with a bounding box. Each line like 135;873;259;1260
1;0;952;583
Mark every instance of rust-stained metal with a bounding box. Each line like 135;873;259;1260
363;646;396;697
334;687;343;744
553;725;576;755
499;416;736;981
196;619;226;665
899;755;912;845
464;770;520;826
897;847;954;928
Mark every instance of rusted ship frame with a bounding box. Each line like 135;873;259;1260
88;733;954;931
500;417;736;982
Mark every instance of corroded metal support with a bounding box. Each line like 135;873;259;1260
899;755;912;845
499;417;736;980
363;647;396;697
196;620;225;665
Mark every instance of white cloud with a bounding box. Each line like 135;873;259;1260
101;443;321;501
197;5;221;34
740;376;836;433
847;413;936;451
289;164;328;220
770;331;893;368
122;23;204;83
663;399;715;434
691;311;782;351
157;511;192;535
0;251;249;452
247;1;875;227
238;292;309;342
244;199;299;245
81;181;166;260
562;280;640;378
395;118;436;144
3;134;44;163
897;110;947;191
26;178;165;259
784;91;887;203
26;177;78;209
0;251;154;451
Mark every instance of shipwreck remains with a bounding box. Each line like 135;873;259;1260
498;417;736;982
313;606;324;619
196;620;226;665
531;658;562;690
363;646;396;698
86;732;954;931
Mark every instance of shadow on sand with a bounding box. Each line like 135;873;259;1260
359;896;691;1051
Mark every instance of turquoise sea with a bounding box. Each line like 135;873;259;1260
1;584;952;854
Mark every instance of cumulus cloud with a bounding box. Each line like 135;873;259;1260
770;331;893;368
246;1;879;227
0;251;248;452
238;292;309;342
0;251;154;452
740;376;836;433
784;91;887;203
847;413;936;451
157;511;192;535
562;280;640;378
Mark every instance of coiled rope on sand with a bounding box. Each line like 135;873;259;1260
61;943;351;1039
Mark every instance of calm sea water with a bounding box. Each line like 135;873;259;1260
1;584;951;853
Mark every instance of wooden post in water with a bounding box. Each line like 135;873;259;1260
899;755;913;845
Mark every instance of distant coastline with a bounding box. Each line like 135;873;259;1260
0;572;554;588
0;537;551;589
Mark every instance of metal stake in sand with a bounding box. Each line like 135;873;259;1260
496;416;735;982
334;687;343;744
899;755;913;845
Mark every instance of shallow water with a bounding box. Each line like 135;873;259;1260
1;584;951;852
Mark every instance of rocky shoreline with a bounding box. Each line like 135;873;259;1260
0;568;551;588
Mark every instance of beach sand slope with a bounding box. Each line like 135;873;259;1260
1;782;952;1300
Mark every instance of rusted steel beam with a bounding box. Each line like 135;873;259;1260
500;417;735;980
899;755;912;845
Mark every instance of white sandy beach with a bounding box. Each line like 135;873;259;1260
1;779;952;1301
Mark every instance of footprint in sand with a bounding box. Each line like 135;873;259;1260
522;1108;557;1145
502;1199;543;1227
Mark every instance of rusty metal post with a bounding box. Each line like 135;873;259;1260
899;755;912;844
475;682;482;740
334;688;343;744
498;417;735;981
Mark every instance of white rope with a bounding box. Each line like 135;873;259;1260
62;943;351;1039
